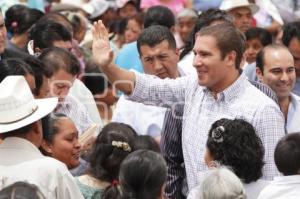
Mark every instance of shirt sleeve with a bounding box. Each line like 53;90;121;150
127;73;189;109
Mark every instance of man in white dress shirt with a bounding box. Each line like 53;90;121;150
92;21;285;190
256;44;300;133
0;76;83;199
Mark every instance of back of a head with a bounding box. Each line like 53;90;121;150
275;132;300;176
5;4;44;35
88;122;137;182
119;150;167;199
137;25;176;55
206;118;264;183
0;58;34;83
143;5;175;29
29;20;72;50
201;167;246;199
0;181;45;199
197;23;245;69
282;21;300;47
38;47;80;77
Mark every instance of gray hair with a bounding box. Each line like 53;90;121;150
176;8;198;20
200;167;247;199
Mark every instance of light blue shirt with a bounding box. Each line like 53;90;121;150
193;0;222;12
115;42;144;73
292;77;300;96
286;93;300;133
243;62;258;82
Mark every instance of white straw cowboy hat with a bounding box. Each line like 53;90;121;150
220;0;259;15
0;76;58;133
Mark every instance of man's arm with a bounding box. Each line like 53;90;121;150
92;20;135;95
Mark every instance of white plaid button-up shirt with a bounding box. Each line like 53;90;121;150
128;72;285;190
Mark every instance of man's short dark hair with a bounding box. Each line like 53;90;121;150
29;20;72;50
245;27;272;46
137;25;176;55
38;47;80;76
143;6;175;29
197;23;245;69
282;21;300;47
256;44;289;74
275;133;300;175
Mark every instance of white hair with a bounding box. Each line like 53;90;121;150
200;167;247;199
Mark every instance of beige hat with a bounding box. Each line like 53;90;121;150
0;76;58;133
220;0;259;14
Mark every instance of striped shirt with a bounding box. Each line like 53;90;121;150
128;72;285;190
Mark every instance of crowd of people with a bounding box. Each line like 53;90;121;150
0;0;300;198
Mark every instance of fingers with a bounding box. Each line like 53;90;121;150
92;20;109;40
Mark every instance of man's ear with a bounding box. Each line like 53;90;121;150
225;51;237;68
41;139;53;154
256;67;264;82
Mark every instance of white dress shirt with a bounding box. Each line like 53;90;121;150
0;137;83;199
286;93;300;133
112;95;167;137
128;73;285;189
258;175;300;199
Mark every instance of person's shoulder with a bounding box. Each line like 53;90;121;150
2;48;29;59
245;81;278;106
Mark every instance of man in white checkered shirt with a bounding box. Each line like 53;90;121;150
92;21;285;190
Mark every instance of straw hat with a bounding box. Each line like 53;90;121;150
220;0;259;14
0;76;58;133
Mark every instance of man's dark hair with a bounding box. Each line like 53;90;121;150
137;25;176;55
0;58;34;83
197;23;245;69
38;47;80;76
245;27;272;46
282;21;300;47
24;56;51;97
256;44;289;74
206;118;265;183
1;123;35;139
275;132;300;176
143;5;175;29
29;20;72;50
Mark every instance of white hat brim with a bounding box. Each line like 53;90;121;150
227;4;259;15
0;97;58;134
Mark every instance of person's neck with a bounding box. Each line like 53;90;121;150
279;96;291;121
210;69;240;98
11;35;27;49
97;103;113;122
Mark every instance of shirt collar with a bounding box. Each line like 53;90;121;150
0;137;43;156
203;73;248;102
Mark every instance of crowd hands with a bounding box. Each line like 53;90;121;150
1;0;300;199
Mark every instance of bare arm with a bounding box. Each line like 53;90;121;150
92;20;135;95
